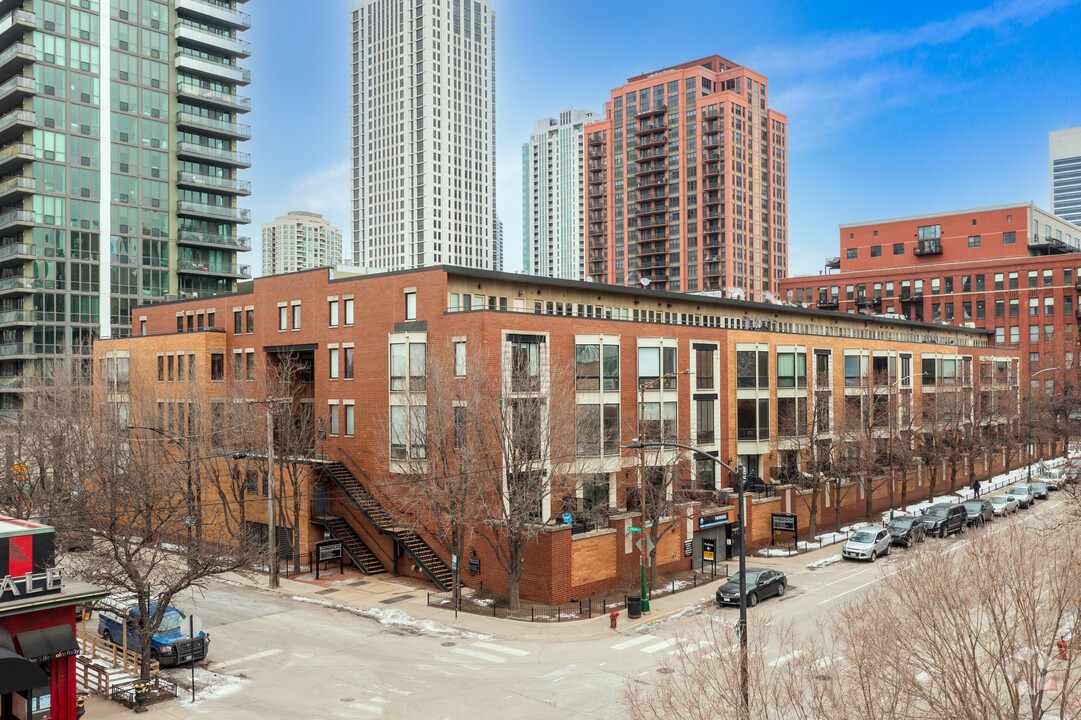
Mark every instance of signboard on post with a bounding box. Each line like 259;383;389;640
315;539;344;579
702;538;716;562
771;512;798;548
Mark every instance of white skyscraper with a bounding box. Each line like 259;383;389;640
1051;128;1081;225
522;109;600;280
494;215;503;271
261;212;343;277
351;0;496;272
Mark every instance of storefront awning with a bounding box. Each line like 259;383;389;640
16;625;78;662
0;646;48;693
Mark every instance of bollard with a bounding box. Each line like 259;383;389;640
610;610;619;629
531;607;534;622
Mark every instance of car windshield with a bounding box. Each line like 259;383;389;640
888;519;913;529
991;496;1007;504
963;501;982;510
850;531;877;543
1032;482;1046;488
925;508;947;517
158;612;186;632
1009;486;1028;494
729;572;759;584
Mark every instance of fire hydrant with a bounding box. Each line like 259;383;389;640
610;610;619;629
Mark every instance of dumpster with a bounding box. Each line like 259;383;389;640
627;595;642;619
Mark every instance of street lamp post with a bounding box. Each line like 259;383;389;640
625;438;749;714
635;368;690;613
1028;367;1060;483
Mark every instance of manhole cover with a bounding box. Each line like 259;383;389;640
657;667;674;674
340;698;355;702
441;642;456;647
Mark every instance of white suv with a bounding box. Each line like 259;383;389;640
843;527;892;562
1039;468;1064;491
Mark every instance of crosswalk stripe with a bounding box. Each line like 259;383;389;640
640;639;677;654
450;647;507;663
349;702;385;714
611;635;658;650
435;655;483;672
472;641;529;657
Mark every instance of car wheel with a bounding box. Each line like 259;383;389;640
869;550;877;562
776;582;786;598
960;522;967;535
151;649;160;663
885;544;892;556
102;630;113;644
748;592;759;607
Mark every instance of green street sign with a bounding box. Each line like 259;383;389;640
644;522;653;528
627;526;642;532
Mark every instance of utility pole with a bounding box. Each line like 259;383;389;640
266;400;278;589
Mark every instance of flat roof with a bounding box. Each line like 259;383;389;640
129;265;994;338
0;517;50;538
838;202;1036;229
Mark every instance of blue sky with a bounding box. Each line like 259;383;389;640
243;0;1081;277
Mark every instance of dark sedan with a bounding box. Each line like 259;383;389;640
886;516;926;547
962;499;994;526
716;568;787;607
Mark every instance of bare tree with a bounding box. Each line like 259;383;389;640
773;388;837;540
835;384;885;522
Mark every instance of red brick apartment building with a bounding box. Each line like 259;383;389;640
96;267;1018;604
781;203;1081;384
584;56;788;301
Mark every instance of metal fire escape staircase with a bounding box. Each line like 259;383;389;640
322;461;453;591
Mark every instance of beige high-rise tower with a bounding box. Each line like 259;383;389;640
261;211;342;276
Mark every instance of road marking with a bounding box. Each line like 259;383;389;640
472;641;529;657
349;702;384;714
640;639;677;654
611;635;657;650
450;647;506;663
668;639;711;656
435;655;482;672
214;648;282;668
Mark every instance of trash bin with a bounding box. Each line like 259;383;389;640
627;594;642;619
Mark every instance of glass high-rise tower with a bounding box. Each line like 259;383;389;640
0;0;251;409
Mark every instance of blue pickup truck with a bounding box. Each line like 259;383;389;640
96;597;210;666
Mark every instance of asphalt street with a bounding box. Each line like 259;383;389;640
82;489;1071;720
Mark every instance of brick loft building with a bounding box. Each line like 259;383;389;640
95;267;1020;604
780;203;1081;385
584;55;788;300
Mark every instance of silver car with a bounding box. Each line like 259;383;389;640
843;527;892;562
990;494;1019;516
1039;468;1064;490
1008;483;1036;509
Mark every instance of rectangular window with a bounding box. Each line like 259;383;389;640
1030;325;1039;343
405;292;416;320
1029;298;1039;317
167;354;174;381
776;351;807;388
329;348;339;379
1009;272;1018;290
736;349;769;389
576;344;601;390
157;355;164;381
1044;269;1054;287
1066;295;1074;316
1010;299;1019;318
976;301;985;320
234;310;242;334
1045;324;1055;343
1010;326;1019;344
292;304;301;330
995;327;1005;344
1028;271;1038;289
329;404;340;436
344;405;354;437
246;309;254;333
870;245;881;257
638;345;677;389
246;351;254;381
995;300;1005;319
510;336;543;392
844;354;867;387
390;406;426;459
343;347;354;379
233;353;242;381
344;298;354;325
846;248;857;260
968;235;980;248
736;398;769;441
329;299;339;327
695;398;715;444
455;341;467;377
893;243;904;255
454;406;467;448
1003;231;1016;245
576;404;601;456
210;353;223;381
641;401;677;442
695;346;715;389
278;306;287;331
1045;296;1055;316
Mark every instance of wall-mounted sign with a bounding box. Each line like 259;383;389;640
699;513;730;529
0;567;63;603
683;539;692;558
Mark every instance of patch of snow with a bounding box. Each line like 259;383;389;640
756;548;797;558
806;554;843;571
166;667;247;709
291;595;492;640
634;601;709;633
473;598;494;607
209;577;247;588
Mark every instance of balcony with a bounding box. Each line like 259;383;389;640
177;259;251;278
817;296;839;310
1029;234;1079;255
176;82;251;113
0;176;33;203
176;141;251;167
0;42;33;81
0;308;31;326
0;208;32;231
177;200;251;223
175;23;251;58
174;53;250;86
177;230;251;252
0;242;32;265
914;239;942;256
635;173;667;190
0;75;33;114
635;104;667;119
175;0;250;30
177;171;251;196
0;9;34;47
176;111;251;141
0;108;32;143
0;342;30;357
0;276;37;295
635;120;666;133
825;256;841;270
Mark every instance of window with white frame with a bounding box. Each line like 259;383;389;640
329;347;339;380
344;297;354;325
329;299;339;327
454;341;466;377
390;341;426;392
390;406;426;459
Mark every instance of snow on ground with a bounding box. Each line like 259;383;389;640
167;667;247;709
806;554;843;571
291;595;492;640
757;548;798;558
634;601;710;633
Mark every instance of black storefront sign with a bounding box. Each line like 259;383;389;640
698;512;730;529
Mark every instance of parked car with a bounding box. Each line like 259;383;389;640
97;596;210;666
1038;468;1064;490
1030;481;1049;500
990;494;1020;516
886;516;926;547
1008;483;1036;508
962;499;994;526
715;568;787;607
843;527;892;562
55;527;93;552
919;503;968;537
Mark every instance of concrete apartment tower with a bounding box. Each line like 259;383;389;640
584;56;787;300
350;0;496;272
0;0;251;409
522;108;599;280
261;211;343;277
1050;128;1081;225
493;214;503;271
